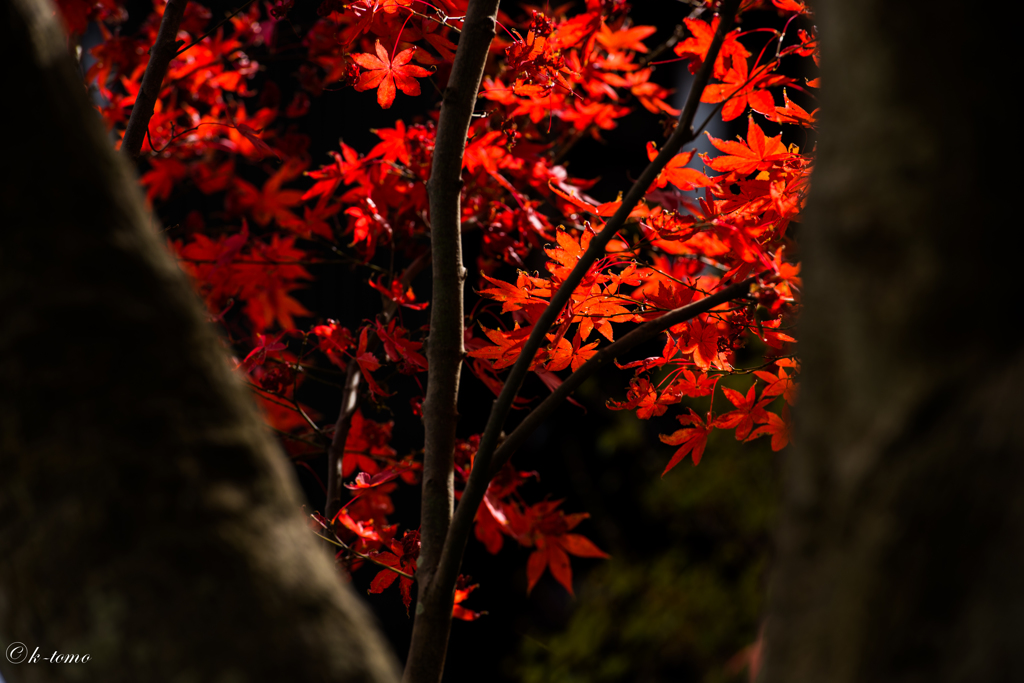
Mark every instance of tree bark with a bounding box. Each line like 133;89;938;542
760;2;1022;682
404;1;500;682
0;0;399;681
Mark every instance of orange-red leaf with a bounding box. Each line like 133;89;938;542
352;40;431;109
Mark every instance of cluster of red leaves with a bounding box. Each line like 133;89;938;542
469;10;815;474
455;437;608;596
62;0;816;615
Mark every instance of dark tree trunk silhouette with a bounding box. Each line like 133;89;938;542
760;1;1022;681
0;0;399;680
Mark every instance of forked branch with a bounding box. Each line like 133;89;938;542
423;0;746;664
121;0;189;159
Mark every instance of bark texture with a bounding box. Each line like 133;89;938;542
760;2;1022;682
0;0;399;681
403;2;500;682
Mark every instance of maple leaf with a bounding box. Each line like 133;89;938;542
452;577;484;621
754;365;798;405
672;369;718;398
606;377;680;420
682;318;723;371
772;0;811;15
367;530;419;612
552;331;599;373
475;496;510;555
524;507;608;595
375;319;428;374
767;89;818;128
303;142;365;201
658;409;712;473
467;324;536;370
704;117;791;178
595;22;655;53
355;326;390;398
367;119;414;166
230;158;306;229
343;410;397;480
352;40;432;109
713;384;771;440
478;272;550;314
140;157;188;202
301;198;341;240
346;469;403;490
312;320;354;370
748;406;791;451
369;275;429;311
647;144;715;191
700;51;784;122
240;332;287;372
333;507;383;543
673;17;750;77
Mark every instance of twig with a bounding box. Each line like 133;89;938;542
174;0;259;57
121;0;189;159
311;531;415;580
324;248;431;521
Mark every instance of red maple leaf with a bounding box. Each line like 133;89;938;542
367;530;419;612
355;326;390;398
523;505;608;596
701;51;784;122
351;40;431;109
754;364;798;405
682;318;723;371
749;406;791;451
341;410;396;478
647;144;715;192
704;117;791;177
658;409;712;473
451;576;484;621
713;384;771;440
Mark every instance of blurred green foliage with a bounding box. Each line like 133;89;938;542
516;402;779;683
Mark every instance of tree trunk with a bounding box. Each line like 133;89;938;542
0;0;399;681
760;2;1022;682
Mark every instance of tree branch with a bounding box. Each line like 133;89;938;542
121;0;188;159
488;274;762;478
404;0;501;681
416;0;745;661
469;0;743;538
431;276;761;629
325;248;430;521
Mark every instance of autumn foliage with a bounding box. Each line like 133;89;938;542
60;0;816;672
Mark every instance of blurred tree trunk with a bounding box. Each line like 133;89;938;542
761;2;1022;682
0;0;399;681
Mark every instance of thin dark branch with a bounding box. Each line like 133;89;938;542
121;0;189;159
174;0;259;57
638;22;687;68
324;249;430;521
488;274;763;477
